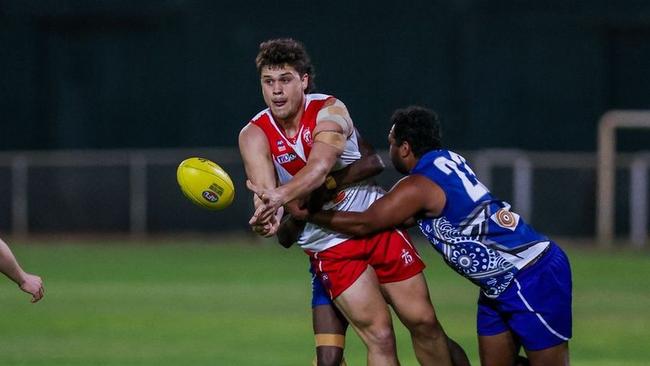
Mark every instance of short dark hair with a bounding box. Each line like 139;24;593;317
256;38;315;93
391;106;442;157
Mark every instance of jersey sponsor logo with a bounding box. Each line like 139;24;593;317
202;190;219;202
491;208;520;231
276;139;286;152
276;152;297;164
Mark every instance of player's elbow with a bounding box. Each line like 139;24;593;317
276;234;295;249
367;153;385;176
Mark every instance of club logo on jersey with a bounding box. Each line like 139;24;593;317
202;190;219;202
491;208;519;231
276;139;286;152
401;249;414;265
276;152;297;164
332;191;346;205
303;128;312;145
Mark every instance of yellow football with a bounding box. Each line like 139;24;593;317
176;157;235;210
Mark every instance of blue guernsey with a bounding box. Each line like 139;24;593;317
413;149;549;297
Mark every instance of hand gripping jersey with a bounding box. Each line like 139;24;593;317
413;149;550;298
250;93;383;252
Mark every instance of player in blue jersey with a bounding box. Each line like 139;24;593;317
286;106;572;366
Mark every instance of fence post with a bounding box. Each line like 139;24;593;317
11;156;29;237
630;156;648;248
129;154;148;237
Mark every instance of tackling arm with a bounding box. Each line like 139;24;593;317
308;175;446;236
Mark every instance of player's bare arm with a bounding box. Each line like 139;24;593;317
239;123;284;236
329;128;384;189
0;238;44;303
303;174;446;236
249;99;354;223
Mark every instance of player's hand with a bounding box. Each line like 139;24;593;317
247;180;284;224
250;206;283;237
284;200;310;221
19;273;44;303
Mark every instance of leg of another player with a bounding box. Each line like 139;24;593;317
447;337;471;366
525;342;569;366
381;273;453;366
312;304;348;366
334;266;399;366
478;331;517;366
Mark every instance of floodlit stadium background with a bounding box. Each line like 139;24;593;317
1;1;649;365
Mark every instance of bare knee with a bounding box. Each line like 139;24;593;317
405;311;445;338
364;326;397;353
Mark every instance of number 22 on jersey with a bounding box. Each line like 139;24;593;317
434;151;489;202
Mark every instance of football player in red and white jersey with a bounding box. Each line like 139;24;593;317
240;38;464;366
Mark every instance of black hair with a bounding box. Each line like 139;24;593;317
256;38;315;93
391;106;442;157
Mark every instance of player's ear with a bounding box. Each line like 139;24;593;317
400;141;411;158
301;74;309;92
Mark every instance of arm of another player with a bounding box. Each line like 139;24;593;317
250;98;353;223
308;175;446;236
0;238;44;303
239;123;284;237
326;128;384;189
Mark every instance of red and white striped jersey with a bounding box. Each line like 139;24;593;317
249;93;384;251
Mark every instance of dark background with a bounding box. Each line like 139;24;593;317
2;0;650;152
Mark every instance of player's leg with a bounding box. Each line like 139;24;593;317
478;331;518;366
381;273;452;366
310;265;348;366
502;243;572;366
525;342;568;366
333;266;399;366
312;304;348;366
447;337;471;366
371;229;452;365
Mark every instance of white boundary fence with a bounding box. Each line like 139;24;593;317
597;110;650;248
0;146;648;247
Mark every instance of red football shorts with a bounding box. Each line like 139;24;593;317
305;229;425;299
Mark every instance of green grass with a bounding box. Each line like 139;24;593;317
1;237;649;365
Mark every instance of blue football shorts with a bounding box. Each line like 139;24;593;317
477;242;572;351
310;263;334;308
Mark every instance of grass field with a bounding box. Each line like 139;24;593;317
1;236;649;365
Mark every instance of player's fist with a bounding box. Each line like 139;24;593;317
20;272;44;303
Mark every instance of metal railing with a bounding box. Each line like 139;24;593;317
1;148;648;246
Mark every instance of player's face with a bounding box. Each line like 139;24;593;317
260;65;308;123
388;126;409;175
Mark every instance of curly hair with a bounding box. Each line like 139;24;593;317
255;38;315;93
391;106;442;157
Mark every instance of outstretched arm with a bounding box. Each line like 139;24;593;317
0;238;44;303
239;123;283;237
307;175;446;237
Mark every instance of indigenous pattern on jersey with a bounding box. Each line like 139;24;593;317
413;149;550;297
250;93;383;252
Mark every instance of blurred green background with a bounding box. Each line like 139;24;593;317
1;238;648;365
